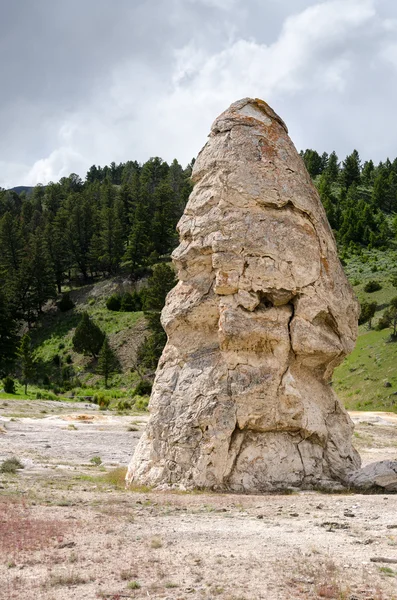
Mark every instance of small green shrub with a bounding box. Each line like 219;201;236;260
120;292;135;312
117;400;132;411
134;395;149;411
98;396;110;411
2;377;15;394
133;379;152;397
104;466;129;488
120;291;142;312
364;280;382;293
106;294;122;311
58;292;75;312
127;581;141;590
0;457;24;474
90;456;102;466
39;391;58;401
378;313;392;330
62;366;72;381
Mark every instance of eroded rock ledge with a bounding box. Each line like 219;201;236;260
127;98;361;492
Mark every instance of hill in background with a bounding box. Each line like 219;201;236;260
2;149;397;414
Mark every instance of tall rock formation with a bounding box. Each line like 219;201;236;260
127;98;361;492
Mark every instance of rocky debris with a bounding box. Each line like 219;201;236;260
370;557;397;564
349;461;397;492
127;97;361;492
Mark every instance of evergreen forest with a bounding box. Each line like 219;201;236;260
1;148;397;411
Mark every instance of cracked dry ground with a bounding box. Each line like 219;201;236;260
1;401;397;600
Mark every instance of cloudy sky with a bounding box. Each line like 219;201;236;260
1;0;397;188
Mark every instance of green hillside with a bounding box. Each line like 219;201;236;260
31;278;145;390
334;248;397;411
2;149;397;413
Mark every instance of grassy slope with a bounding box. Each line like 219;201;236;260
30;277;147;394
334;248;397;411
3;249;397;412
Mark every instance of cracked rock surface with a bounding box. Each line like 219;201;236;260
127;98;361;492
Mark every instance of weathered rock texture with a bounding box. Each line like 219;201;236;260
349;461;397;492
127;98;361;492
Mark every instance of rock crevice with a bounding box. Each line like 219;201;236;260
127;97;361;492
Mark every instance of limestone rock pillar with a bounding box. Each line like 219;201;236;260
127;98;361;492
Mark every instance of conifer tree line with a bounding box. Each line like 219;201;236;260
2;148;397;377
0;157;192;376
300;149;396;249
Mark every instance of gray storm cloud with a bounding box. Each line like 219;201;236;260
0;0;397;188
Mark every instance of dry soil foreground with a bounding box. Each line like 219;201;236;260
1;400;397;600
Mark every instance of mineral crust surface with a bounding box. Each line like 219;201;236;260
127;98;361;491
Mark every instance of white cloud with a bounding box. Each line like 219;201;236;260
0;160;30;190
183;0;238;8
379;41;397;69
26;147;87;186
4;0;397;187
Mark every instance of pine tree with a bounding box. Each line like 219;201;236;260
138;264;177;370
67;195;94;280
86;164;101;183
45;207;71;293
358;301;377;329
372;168;390;211
0;211;23;275
98;199;125;274
72;312;105;358
341;150;361;189
301;149;323;177
382;298;397;338
152;181;179;255
361;160;375;186
124;202;152;274
0;290;18;377
143;263;176;311
18;333;35;395
28;232;56;312
97;338;120;387
325;151;339;182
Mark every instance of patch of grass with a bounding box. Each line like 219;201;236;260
333;249;397;412
334;328;397;412
0;380;73;402
290;556;348;599
150;536;163;549
104;467;128;488
133;395;149;411
127;580;141;590
120;569;138;581
379;566;395;577
48;572;88;586
0;457;24;474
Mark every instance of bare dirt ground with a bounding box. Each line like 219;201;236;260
1;401;397;600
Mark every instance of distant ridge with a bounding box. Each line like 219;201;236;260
8;186;35;196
